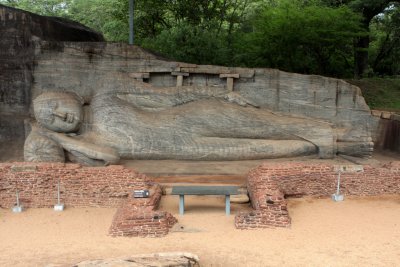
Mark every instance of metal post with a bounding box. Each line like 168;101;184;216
12;189;23;213
225;195;230;215
54;178;64;211
16;190;20;207
179;195;185;215
336;171;341;195
129;0;134;45
57;179;61;205
332;170;344;202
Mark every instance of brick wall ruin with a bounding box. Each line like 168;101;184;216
0;162;177;237
235;161;400;229
109;185;177;237
1;161;399;233
0;163;150;208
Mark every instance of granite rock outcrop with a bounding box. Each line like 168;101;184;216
0;5;380;164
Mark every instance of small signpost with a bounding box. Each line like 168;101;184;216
332;170;344;202
54;178;64;211
12;190;23;213
133;189;150;198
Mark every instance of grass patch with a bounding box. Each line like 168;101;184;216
346;78;400;112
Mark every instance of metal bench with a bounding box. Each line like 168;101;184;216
171;185;240;215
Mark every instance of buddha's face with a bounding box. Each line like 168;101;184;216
33;92;83;133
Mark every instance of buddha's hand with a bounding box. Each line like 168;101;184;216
35;128;120;165
223;92;259;108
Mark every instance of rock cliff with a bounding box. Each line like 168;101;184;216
0;5;379;162
0;4;104;160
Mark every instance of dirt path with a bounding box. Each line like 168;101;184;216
1;195;399;266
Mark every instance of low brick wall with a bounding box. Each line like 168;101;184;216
0;162;177;237
0;163;151;208
235;169;291;229
235;161;400;229
109;185;177;237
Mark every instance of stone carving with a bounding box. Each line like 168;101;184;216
0;4;104;161
25;81;373;165
0;5;377;164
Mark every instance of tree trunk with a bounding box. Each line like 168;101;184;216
354;34;370;79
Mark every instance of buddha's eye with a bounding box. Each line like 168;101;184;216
49;100;57;110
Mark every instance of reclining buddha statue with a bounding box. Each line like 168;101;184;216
24;80;373;166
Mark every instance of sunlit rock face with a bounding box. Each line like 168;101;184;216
0;5;379;165
0;4;104;161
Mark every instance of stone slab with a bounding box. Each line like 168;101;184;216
171;185;240;195
219;73;240;78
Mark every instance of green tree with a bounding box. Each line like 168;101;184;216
236;0;364;77
323;0;400;77
369;3;400;75
0;0;70;17
67;0;128;41
4;0;397;78
139;0;258;65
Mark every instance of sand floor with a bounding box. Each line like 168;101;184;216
1;195;400;267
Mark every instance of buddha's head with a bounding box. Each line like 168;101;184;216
33;91;84;133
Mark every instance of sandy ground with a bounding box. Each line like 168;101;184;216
1;195;400;267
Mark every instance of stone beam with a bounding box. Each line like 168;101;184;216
220;73;240;91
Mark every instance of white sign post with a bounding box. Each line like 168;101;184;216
54;178;64;211
12;190;23;213
332;171;344;202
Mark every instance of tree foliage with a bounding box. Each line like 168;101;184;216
369;3;400;75
0;0;398;78
1;0;70;16
235;0;364;77
323;0;400;77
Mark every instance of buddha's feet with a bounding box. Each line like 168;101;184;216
336;141;374;158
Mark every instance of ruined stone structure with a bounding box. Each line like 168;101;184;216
109;186;177;237
0;5;380;164
1;161;399;232
0;162;177;237
0;163;151;208
235;161;400;229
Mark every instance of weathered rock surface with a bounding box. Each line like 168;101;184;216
0;5;380;163
25;44;376;163
0;4;103;160
71;253;200;267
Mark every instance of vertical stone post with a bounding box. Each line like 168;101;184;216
171;72;189;87
219;73;240;91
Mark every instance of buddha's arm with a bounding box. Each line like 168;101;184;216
37;128;120;164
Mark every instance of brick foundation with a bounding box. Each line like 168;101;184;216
2;161;399;233
109;185;177;237
0;163;151;208
0;162;177;237
235;161;400;229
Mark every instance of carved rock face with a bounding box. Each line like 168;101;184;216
33;92;83;133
